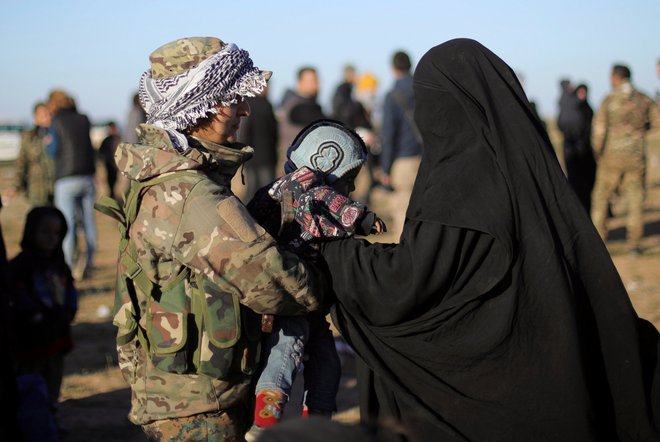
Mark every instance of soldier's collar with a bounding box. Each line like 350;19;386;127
189;136;254;163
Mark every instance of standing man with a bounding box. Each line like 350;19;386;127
237;87;279;202
276;66;325;173
47;90;97;278
10;102;54;206
380;51;423;239
591;64;658;255
113;37;324;441
331;64;357;125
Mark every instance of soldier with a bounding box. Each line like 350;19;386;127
591;64;658;255
9;102;54;206
109;37;325;441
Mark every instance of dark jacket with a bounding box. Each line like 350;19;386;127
238;96;278;169
380;75;422;174
50;108;96;180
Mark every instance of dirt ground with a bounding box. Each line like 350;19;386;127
1;126;659;441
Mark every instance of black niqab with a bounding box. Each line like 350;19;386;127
320;39;659;441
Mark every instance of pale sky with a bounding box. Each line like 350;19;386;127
1;0;658;126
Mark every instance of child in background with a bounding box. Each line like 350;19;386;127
9;206;78;419
246;120;386;437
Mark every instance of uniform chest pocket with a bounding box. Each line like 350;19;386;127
196;275;242;379
147;299;190;374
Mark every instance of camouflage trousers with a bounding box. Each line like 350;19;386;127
591;152;646;248
142;407;247;442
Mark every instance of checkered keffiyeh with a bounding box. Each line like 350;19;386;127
138;43;267;150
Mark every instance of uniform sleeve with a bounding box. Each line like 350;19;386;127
172;182;323;316
592;97;609;157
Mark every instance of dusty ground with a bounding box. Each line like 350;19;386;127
1;126;658;441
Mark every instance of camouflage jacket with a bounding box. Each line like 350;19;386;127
113;124;323;424
14;127;54;205
592;81;658;158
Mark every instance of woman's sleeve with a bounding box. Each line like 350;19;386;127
319;220;501;327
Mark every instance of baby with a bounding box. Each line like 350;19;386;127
246;120;385;438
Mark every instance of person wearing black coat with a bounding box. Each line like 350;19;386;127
47;90;97;277
238;90;279;201
558;83;597;213
318;39;659;441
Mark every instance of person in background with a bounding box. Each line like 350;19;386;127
557;82;597;214
47;89;97;278
123;92;146;144
9;102;55;206
277;67;326;173
0;196;22;441
379;50;422;239
331;65;357;125
98;121;121;200
591;64;658;255
237;86;279;202
9;206;77;430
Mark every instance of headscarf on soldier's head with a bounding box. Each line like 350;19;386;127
138;37;271;151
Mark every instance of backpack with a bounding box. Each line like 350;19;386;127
94;172;199;355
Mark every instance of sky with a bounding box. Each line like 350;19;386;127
1;0;658;126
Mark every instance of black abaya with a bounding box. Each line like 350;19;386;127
320;39;659;441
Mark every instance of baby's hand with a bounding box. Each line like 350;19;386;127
371;217;387;234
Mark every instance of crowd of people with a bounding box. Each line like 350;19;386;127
0;35;658;442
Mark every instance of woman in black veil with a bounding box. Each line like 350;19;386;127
319;39;659;441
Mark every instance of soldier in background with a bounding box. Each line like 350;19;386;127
114;37;324;440
591;64;658;255
9;102;54;206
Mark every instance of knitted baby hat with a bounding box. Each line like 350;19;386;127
285;119;367;183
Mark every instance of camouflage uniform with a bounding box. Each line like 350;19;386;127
14;127;54;206
113;123;323;439
591;81;658;249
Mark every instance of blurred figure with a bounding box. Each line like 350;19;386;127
591;64;658;255
558;83;597;213
380;50;422;239
9;206;77;436
331;64;357;124
516;71;546;130
0;196;22;442
98;121;121;200
656;58;660;105
237;86;279;202
556;78;574;138
10;102;55;206
355;73;383;202
277;66;326;173
123;92;146;144
47;89;97;277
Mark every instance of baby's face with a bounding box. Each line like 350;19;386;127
332;167;360;196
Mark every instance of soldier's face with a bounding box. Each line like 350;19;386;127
212;96;251;145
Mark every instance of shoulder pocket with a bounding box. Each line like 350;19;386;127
216;196;266;243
